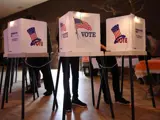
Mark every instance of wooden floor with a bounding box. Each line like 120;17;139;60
0;69;160;120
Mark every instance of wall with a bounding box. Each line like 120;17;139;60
0;0;160;68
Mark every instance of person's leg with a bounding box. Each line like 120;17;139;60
34;68;40;83
61;57;72;111
109;62;121;99
96;57;109;103
70;57;79;99
40;59;53;96
100;67;109;103
61;57;71;98
70;57;87;107
107;56;129;104
37;71;41;87
26;67;39;93
32;69;41;88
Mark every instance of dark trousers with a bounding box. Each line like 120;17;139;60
96;56;121;100
61;57;79;101
28;57;53;92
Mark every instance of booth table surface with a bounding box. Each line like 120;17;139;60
59;51;147;57
4;53;48;58
135;58;160;78
82;56;139;67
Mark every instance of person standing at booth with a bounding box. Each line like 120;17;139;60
56;14;87;112
138;31;153;61
25;15;54;96
96;22;130;104
56;36;87;112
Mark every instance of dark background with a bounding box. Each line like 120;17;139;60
0;0;159;68
0;0;159;38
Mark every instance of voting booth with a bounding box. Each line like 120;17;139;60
106;14;146;52
3;29;9;57
3;18;47;56
59;11;101;52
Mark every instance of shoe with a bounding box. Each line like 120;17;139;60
72;98;87;107
115;97;130;104
43;91;52;96
104;98;110;104
65;100;72;113
25;88;34;94
104;95;109;104
65;107;72;113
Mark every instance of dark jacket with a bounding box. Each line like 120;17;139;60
56;32;59;44
47;27;52;54
100;22;106;51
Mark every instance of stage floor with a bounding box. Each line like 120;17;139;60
0;69;160;120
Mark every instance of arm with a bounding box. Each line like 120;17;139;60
101;44;106;51
56;32;59;45
47;27;52;54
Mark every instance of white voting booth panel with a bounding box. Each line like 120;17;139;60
5;18;47;55
59;11;100;52
3;29;9;57
106;14;146;52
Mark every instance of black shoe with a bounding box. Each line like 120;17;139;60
115;97;130;104
25;88;34;94
43;91;52;96
65;107;72;113
65;100;72;113
72;98;87;107
104;95;110;104
104;98;110;104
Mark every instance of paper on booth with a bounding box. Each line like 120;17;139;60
106;14;146;52
59;11;101;53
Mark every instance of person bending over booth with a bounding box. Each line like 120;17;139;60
96;22;130;104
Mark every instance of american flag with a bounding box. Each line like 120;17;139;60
111;24;122;39
60;23;66;32
74;18;92;31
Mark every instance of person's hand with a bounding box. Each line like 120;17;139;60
101;44;106;51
